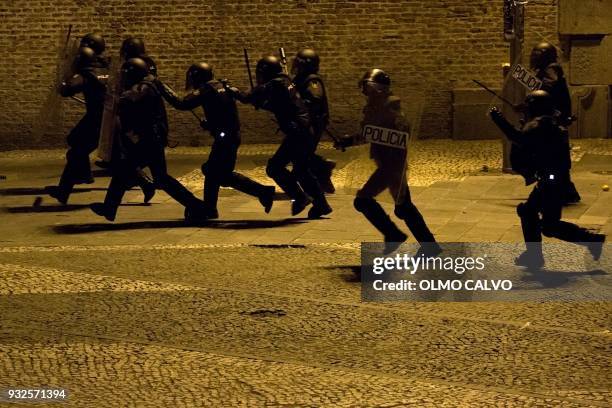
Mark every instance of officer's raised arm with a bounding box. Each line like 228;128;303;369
157;82;202;111
489;107;524;144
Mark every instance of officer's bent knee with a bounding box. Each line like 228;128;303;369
516;202;529;217
266;161;280;178
354;196;375;212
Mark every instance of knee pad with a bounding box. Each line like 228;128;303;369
354;196;376;212
394;202;416;219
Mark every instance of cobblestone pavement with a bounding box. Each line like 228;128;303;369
0;140;611;407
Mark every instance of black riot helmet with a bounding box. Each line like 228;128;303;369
185;62;214;91
74;46;97;70
121;37;146;60
291;48;320;76
529;42;558;70
80;33;106;55
359;68;391;96
525;90;555;118
255;55;283;85
121;57;149;89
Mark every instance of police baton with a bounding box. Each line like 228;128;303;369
71;96;86;105
243;48;254;90
472;79;520;109
279;47;288;74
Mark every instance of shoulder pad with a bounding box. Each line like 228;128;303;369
205;79;224;91
526;115;557;132
543;63;564;79
385;96;401;109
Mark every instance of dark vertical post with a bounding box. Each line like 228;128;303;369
501;1;526;172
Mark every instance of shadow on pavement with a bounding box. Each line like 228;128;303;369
0;187;107;196
324;265;362;282
4;204;92;213
4;202;150;214
521;269;607;289
52;218;307;234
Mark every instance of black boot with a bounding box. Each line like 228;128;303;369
90;202;116;222
258;186;275;214
291;195;312;216
184;204;218;223
46;186;69;205
308;194;333;219
515;242;544;270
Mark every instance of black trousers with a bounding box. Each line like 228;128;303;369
292;128;334;182
201;135;268;211
57;114;100;197
266;128;325;205
103;139;200;217
357;159;435;243
518;176;597;248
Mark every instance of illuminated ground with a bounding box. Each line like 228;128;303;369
0;140;610;407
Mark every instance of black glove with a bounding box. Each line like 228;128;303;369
489;107;503;121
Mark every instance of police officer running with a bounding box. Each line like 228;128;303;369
529;42;581;205
90;58;207;221
291;48;336;194
336;69;440;255
158;62;275;219
490;90;605;269
235;55;332;219
47;40;109;204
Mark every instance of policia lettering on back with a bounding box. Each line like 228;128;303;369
362;125;408;150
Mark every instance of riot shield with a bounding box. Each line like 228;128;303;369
32;25;79;145
97;57;121;162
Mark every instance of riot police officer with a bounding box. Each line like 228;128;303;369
47;45;109;204
158;62;275;219
235;55;332;219
95;36;157;200
120;37;157;77
529;42;580;204
490;90;605;269
291;48;336;194
90;58;206;221
336;69;440;255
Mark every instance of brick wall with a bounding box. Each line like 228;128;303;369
0;0;558;150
